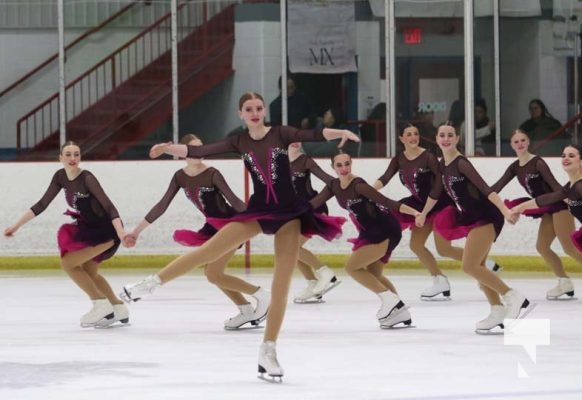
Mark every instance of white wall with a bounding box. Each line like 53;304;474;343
0;157;574;260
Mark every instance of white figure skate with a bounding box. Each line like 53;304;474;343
95;303;130;328
293;280;323;304
120;274;161;303
258;341;283;383
546;277;576;300
475;305;505;335
224;304;264;330
311;266;341;298
380;307;413;329
251;288;270;323
503;289;535;323
80;299;114;328
485;259;503;273
420;275;451;301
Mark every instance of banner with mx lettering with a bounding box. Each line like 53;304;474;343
288;1;357;74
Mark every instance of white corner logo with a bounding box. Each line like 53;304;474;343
503;319;550;378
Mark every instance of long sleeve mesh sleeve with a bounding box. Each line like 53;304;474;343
355;182;401;211
85;173;120;220
211;170;246;213
458;157;494;197
305;157;334;185
426;152;444;200
377;157;399;186
490;163;516;194
144;173;181;223
309;184;334;210
535;158;564;192
535;185;568;207
30;171;62;216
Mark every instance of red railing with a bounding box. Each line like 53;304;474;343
0;2;137;101
17;0;236;150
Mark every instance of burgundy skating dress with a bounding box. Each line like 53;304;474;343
433;156;504;241
491;155;567;218
143;167;246;247
376;150;451;230
534;180;582;253
310;177;403;263
30;169;121;262
290;154;333;215
189;126;345;240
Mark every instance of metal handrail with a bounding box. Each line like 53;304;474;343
0;2;137;100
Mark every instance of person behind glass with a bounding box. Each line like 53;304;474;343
310;151;421;329
491;130;578;300
459;99;495;156
124;134;270;330
373;123;456;300
431;122;534;334
120;91;358;382
288;141;341;303
269;74;313;129
4;141;129;328
519;99;563;156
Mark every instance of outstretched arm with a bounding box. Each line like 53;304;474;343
4;209;35;236
322;128;360;148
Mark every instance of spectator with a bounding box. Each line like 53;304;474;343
303;105;354;157
460;99;495;156
269;75;314;129
519;99;564;156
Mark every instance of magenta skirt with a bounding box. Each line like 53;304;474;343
208;207;345;241
504;197;567;219
432;205;504;241
570;227;582;254
173;223;216;247
57;222;119;263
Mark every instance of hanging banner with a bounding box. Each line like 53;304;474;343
288;1;357;74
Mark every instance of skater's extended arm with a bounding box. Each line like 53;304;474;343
309;185;334;210
85;173;125;240
212;170;246;212
5;171;63;236
150;136;237;159
373;157;398;190
305;157;334;185
490;162;517;194
356;182;420;217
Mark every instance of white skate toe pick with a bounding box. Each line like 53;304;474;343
258;341;283;383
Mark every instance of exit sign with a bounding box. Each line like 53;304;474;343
404;27;423;44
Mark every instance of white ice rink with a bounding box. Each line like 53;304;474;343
1;269;581;400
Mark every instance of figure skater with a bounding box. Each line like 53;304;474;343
125;134;270;329
4;141;129;328
289;142;340;303
492;129;578;299
120;91;358;381
431;122;533;334
310;151;420;328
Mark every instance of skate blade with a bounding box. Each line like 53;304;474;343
475;326;504;335
257;373;283;383
94;321;131;329
312;280;341;298
546;294;577;301
293;298;325;304
224;324;264;331
380;320;415;329
420;294;452;302
504;303;537;332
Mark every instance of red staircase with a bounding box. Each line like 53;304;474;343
17;2;235;160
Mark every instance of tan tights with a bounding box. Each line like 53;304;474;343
344;239;397;294
60;240;122;303
204;248;251;306
536;211;581;277
156;219;302;342
295;236;324;280
459;224;511;305
409;223;444;276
